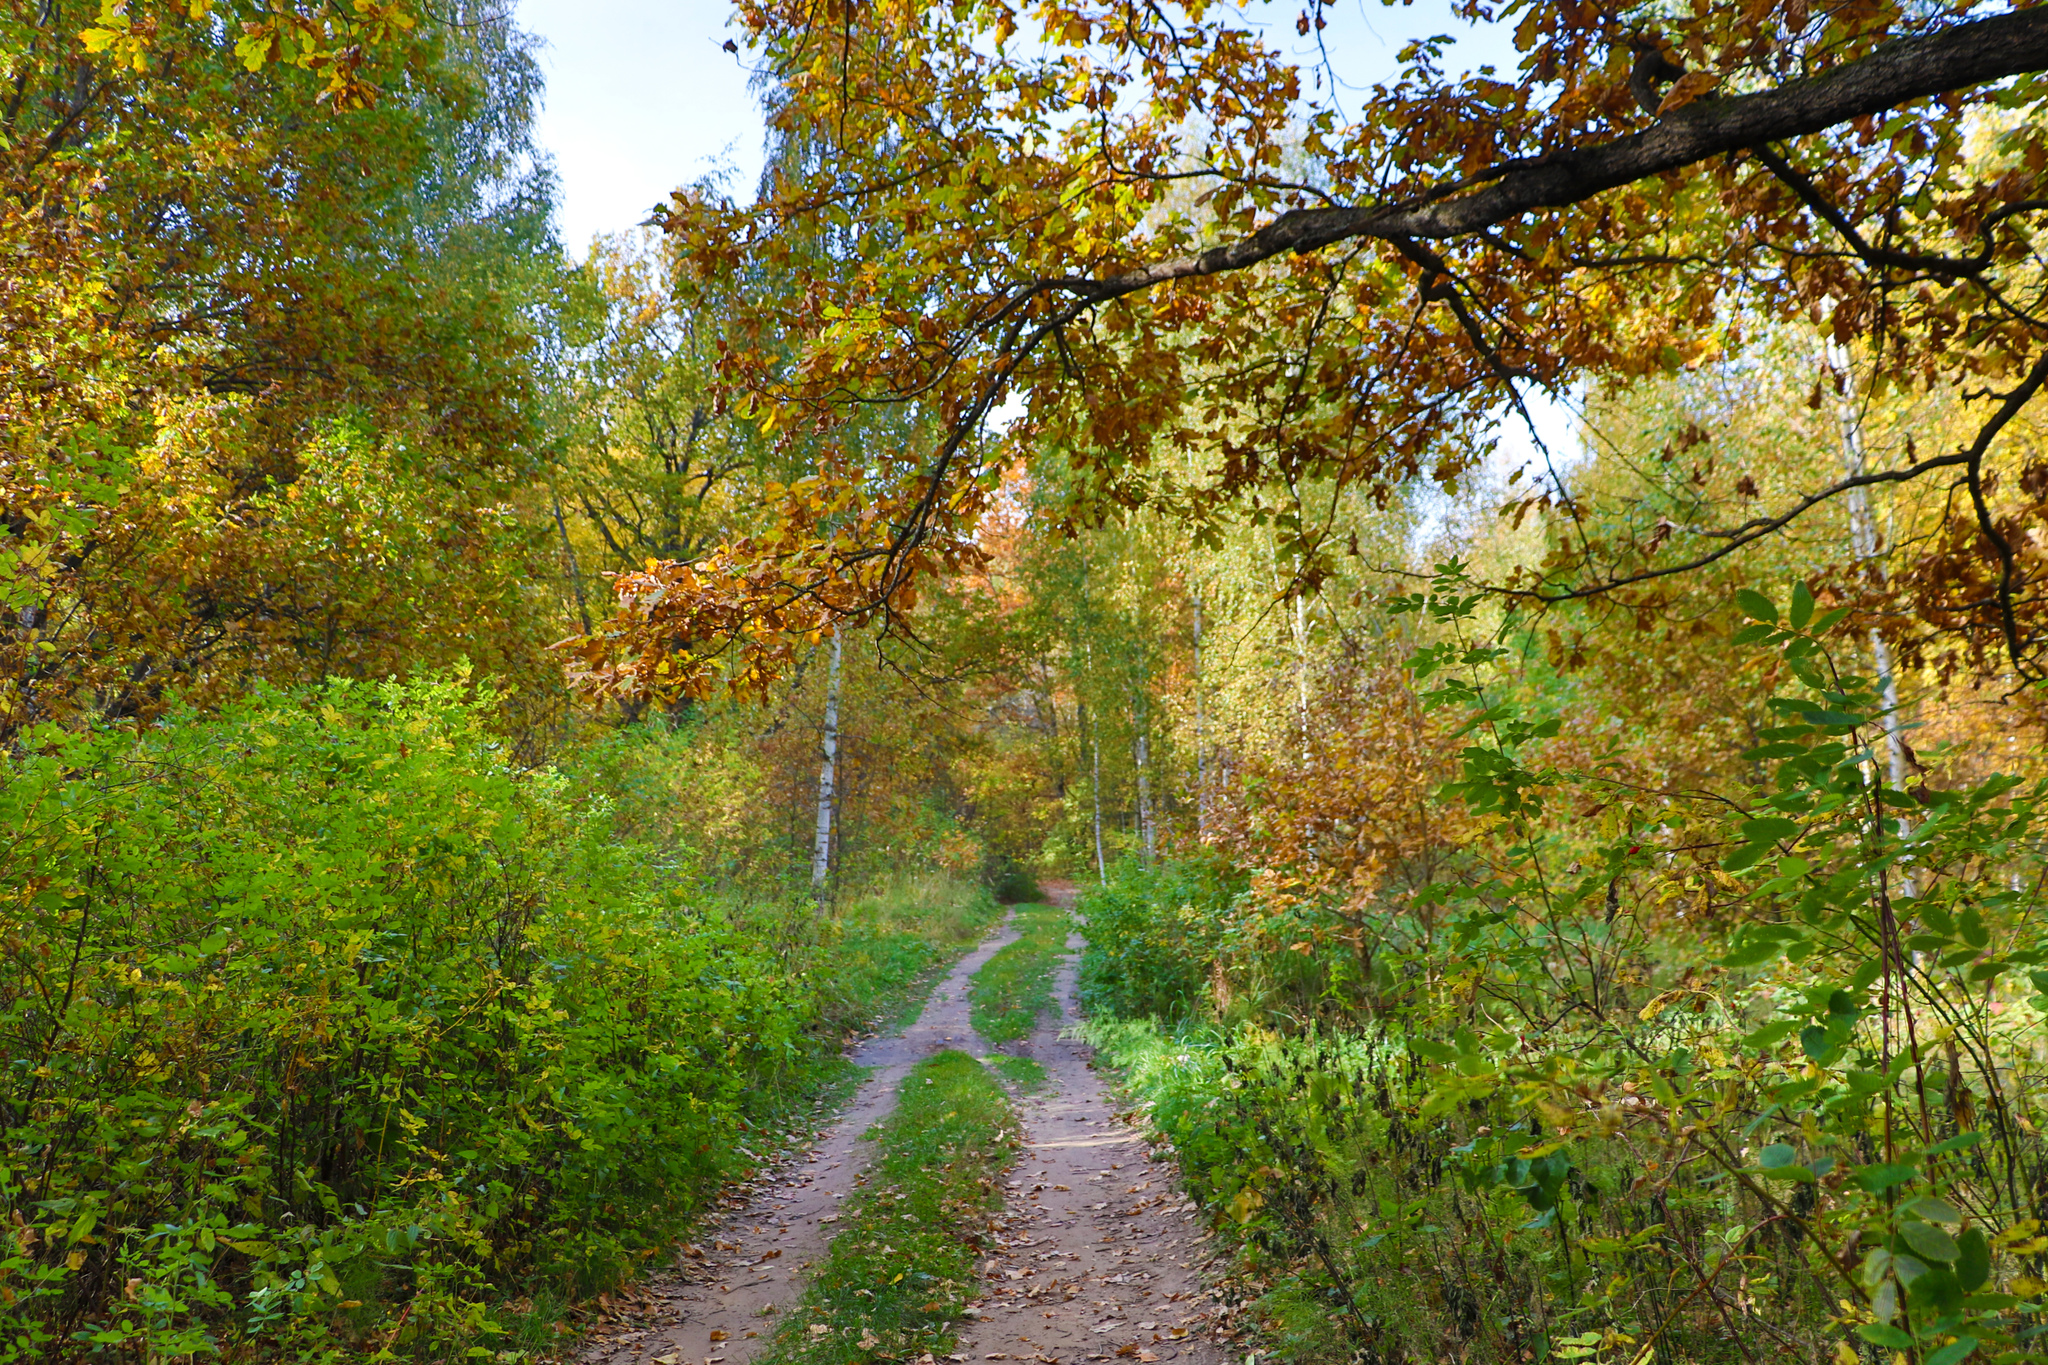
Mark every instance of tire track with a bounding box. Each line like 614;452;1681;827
578;915;1017;1365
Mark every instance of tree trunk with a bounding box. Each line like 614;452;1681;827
1133;689;1156;864
811;623;842;898
1192;588;1207;840
551;487;592;635
1829;345;1914;892
1083;697;1107;884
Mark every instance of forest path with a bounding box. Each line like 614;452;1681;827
578;895;1237;1365
950;886;1232;1365
577;914;1020;1365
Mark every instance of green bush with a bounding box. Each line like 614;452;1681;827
0;677;818;1362
988;858;1042;905
1081;578;2048;1365
1076;861;1234;1022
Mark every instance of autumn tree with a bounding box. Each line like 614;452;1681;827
2;0;560;737
540;0;2048;697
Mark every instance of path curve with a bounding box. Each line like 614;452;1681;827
578;917;1017;1365
577;897;1241;1365
949;888;1233;1365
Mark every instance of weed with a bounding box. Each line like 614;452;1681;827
986;1055;1049;1093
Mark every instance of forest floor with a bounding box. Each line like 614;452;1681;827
575;889;1242;1365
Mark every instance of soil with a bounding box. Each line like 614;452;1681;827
577;890;1241;1365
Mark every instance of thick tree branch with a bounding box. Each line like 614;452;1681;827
1051;8;2048;302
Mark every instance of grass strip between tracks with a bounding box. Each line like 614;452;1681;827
968;904;1071;1044
761;1050;1020;1365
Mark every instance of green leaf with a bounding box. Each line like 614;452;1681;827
1956;1228;1990;1292
1789;581;1815;630
1742;1021;1800;1048
1923;1338;1977;1365
1904;1197;1964;1225
1721;843;1769;874
1900;1220;1959;1263
1856;1324;1914;1349
1810;606;1854;634
1924;1131;1983;1157
1735;589;1778;623
1855;1162;1919;1193
1759;1143;1799;1169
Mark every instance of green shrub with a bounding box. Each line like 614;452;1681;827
0;677;817;1362
1076;861;1233;1022
988;858;1042;905
1082;578;2048;1365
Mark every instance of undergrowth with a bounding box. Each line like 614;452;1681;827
970;904;1071;1044
0;678;998;1364
1074;577;2048;1365
760;1051;1020;1365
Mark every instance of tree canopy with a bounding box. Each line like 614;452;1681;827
546;0;2048;698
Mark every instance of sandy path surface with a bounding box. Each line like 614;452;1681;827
578;894;1241;1365
950;898;1235;1365
577;917;1018;1365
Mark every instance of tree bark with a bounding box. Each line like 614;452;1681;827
1083;697;1107;885
811;623;842;898
1059;9;2048;304
1133;689;1156;865
1192;588;1207;841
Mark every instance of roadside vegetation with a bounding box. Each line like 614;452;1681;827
1072;584;2048;1365
760;1052;1020;1365
969;905;1073;1044
0;679;1000;1362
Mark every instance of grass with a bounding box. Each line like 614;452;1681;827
968;903;1071;1043
985;1054;1049;1093
819;873;1005;1038
759;1051;1020;1365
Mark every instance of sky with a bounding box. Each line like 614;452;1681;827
513;0;1529;253
512;0;1574;480
515;0;763;253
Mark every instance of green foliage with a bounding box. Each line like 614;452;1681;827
969;905;1072;1044
989;859;1043;906
0;677;833;1362
1079;568;2048;1365
1077;862;1235;1022
761;1051;1019;1365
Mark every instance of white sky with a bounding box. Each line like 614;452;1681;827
516;0;763;253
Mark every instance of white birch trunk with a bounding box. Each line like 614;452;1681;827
810;624;842;896
1084;699;1107;884
1133;690;1155;864
1192;589;1207;840
1828;344;1914;892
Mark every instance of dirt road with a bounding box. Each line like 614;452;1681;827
578;901;1237;1365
